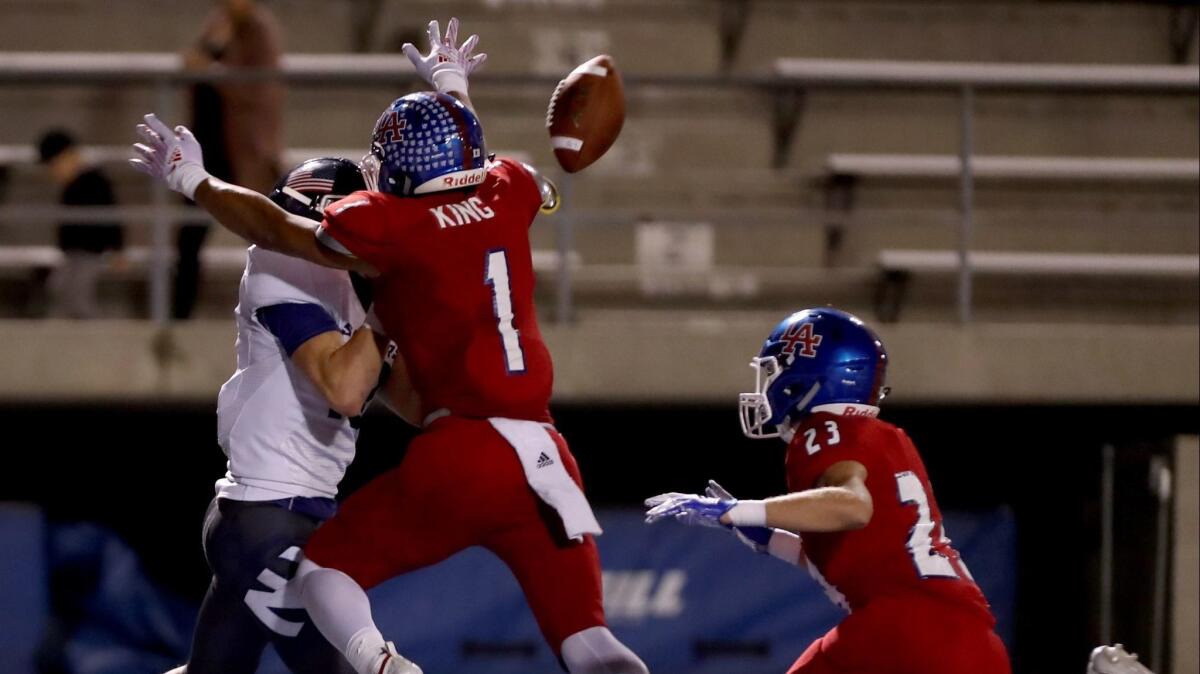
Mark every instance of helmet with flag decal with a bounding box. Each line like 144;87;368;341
268;157;366;222
359;92;487;197
739;308;889;440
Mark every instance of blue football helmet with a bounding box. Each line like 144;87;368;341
739;308;889;440
360;92;487;197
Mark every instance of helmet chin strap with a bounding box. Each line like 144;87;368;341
776;381;822;442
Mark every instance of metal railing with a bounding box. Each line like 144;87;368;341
774;57;1200;322
1;52;1197;323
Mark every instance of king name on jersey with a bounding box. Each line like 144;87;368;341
430;196;496;229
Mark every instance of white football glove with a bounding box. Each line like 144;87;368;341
402;18;487;96
129;114;210;200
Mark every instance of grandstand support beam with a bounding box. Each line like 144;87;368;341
1173;436;1200;674
150;79;173;326
955;86;975;324
718;0;752;72
555;174;575;325
771;88;806;169
1100;444;1115;646
1149;455;1172;673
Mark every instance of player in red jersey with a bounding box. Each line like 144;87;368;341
644;308;1011;674
130;18;647;674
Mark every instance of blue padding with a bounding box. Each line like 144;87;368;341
52;521;194;674
0;503;47;674
0;507;1013;674
340;508;1018;674
256;302;340;356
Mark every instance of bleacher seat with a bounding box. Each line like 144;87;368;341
874;249;1200;321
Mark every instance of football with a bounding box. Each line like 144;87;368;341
546;54;625;173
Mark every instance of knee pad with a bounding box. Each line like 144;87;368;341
561;626;649;674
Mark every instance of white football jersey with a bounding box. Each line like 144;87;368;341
215;246;367;501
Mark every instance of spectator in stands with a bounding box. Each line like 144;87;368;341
37;130;123;319
178;0;284;318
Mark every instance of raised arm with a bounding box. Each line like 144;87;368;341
402;17;486;114
194;178;376;275
129;113;377;276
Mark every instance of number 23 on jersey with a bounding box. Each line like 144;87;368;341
805;420;974;584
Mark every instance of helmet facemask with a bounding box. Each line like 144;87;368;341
739;355;823;441
739;356;783;439
359;145;382;193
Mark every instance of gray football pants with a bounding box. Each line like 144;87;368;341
187;497;355;674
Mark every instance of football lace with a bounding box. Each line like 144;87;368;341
546;79;568;129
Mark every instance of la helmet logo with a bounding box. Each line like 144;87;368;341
375;111;407;144
780;322;822;358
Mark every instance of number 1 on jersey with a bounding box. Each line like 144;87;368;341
486;250;526;373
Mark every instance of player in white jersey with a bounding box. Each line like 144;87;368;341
170;158;416;674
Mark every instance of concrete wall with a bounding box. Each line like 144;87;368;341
1;313;1196;404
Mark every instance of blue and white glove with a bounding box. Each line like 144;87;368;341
129;114;210;200
645;481;769;529
402;18;487;97
643;491;734;528
706;480;805;566
705;480;775;553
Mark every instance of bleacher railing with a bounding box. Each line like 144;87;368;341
1;52;1196;323
775;58;1199;322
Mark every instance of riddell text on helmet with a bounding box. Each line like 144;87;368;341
443;172;484;189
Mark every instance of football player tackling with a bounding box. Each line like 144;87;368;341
131;18;647;674
645;308;1011;674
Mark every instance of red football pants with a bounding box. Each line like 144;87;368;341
788;592;1011;674
304;416;606;653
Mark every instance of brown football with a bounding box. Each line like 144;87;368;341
546;54;625;173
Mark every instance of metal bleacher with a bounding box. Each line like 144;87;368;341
0;1;1196;325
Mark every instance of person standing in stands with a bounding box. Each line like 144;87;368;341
178;0;283;318
37;130;124;319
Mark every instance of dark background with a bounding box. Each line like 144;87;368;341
1;401;1193;673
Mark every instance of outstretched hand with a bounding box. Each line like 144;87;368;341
644;490;735;529
402;18;487;96
129;113;210;199
706;480;775;553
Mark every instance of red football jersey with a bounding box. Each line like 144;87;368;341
786;405;994;623
320;158;553;422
